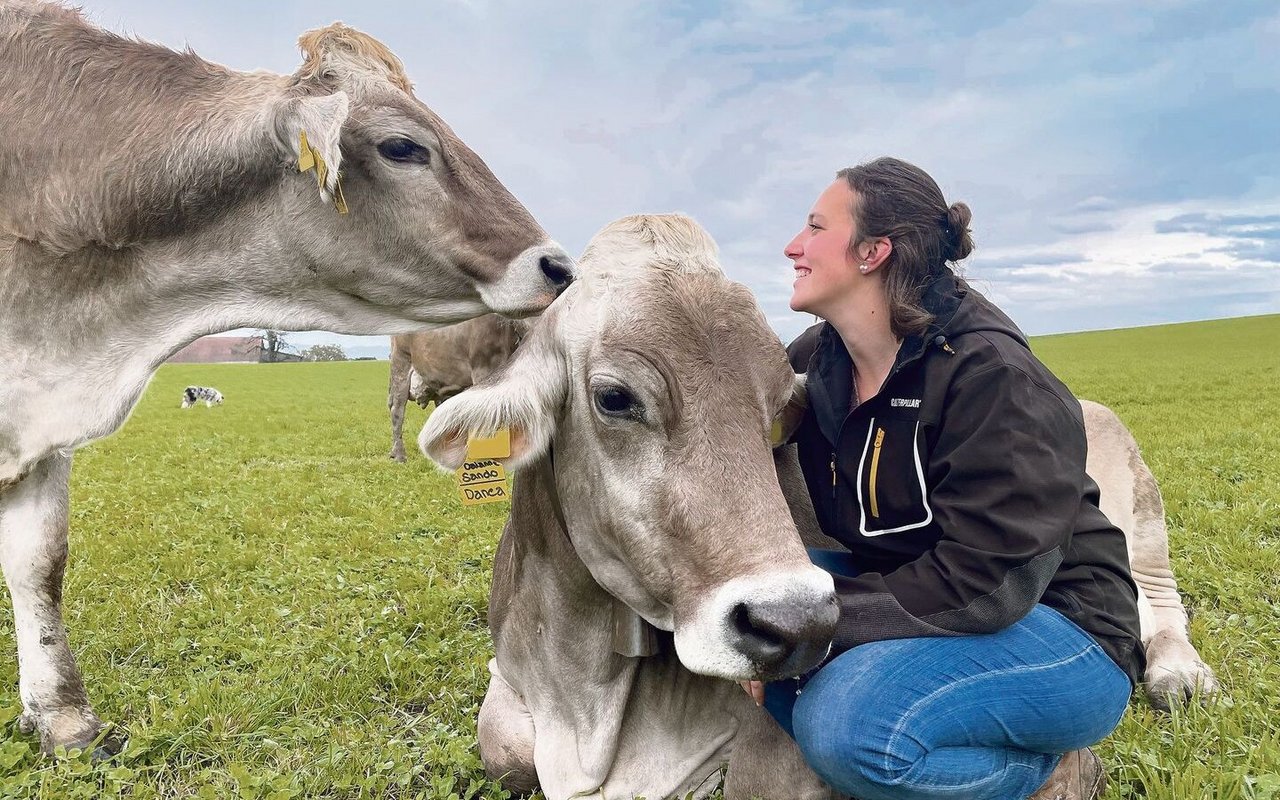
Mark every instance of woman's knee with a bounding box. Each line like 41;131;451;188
790;648;923;795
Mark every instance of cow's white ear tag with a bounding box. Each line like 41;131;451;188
455;428;512;506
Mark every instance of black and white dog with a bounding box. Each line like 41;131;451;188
181;386;224;408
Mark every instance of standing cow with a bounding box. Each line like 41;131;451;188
0;2;573;755
420;214;839;800
387;315;524;462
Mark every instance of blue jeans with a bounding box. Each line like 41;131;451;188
764;550;1132;800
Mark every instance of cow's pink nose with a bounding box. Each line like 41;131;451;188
730;593;838;679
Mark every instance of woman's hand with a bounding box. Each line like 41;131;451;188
739;680;764;706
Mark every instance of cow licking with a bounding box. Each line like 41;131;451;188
1;1;573;756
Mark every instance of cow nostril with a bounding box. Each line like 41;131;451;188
539;255;574;293
731;602;790;665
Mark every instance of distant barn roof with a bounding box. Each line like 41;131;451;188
168;336;263;363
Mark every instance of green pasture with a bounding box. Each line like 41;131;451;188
1;314;1278;799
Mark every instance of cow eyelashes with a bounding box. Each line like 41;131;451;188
377;137;431;165
594;386;642;420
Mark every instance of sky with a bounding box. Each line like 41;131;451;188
81;0;1280;357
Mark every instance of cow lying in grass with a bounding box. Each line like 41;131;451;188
0;2;574;755
387;315;524;462
423;216;1217;797
420;214;840;799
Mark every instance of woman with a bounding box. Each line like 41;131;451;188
750;158;1143;800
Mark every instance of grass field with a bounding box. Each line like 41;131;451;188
1;314;1278;799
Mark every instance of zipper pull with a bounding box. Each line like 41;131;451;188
830;457;837;487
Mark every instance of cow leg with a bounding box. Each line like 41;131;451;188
1128;465;1218;710
0;452;109;755
388;348;413;462
724;704;844;800
477;658;539;794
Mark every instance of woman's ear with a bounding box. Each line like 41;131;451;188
861;237;893;273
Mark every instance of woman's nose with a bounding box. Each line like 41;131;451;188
784;232;803;259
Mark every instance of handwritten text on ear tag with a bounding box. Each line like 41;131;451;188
456;459;508;506
297;131;349;215
456;428;513;506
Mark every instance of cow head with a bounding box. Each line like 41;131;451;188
269;24;574;329
420;214;837;681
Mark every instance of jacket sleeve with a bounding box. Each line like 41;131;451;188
829;361;1087;652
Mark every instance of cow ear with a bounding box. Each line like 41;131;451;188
273;92;349;202
772;373;808;449
418;311;567;471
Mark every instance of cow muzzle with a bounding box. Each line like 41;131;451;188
479;241;576;318
672;567;837;682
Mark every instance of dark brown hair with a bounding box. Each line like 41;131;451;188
837;157;973;338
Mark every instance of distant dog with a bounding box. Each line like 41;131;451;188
181;386;224;408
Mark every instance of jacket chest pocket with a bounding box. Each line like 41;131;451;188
855;416;932;536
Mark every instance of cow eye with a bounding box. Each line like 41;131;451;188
377;137;431;165
594;386;639;419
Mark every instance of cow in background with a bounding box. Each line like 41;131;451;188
0;2;573;755
419;214;839;800
387;316;523;462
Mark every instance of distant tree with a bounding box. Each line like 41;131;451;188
250;330;296;362
301;343;347;362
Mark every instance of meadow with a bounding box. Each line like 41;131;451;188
1;314;1278;799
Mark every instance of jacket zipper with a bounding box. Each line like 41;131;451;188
825;334;950;524
868;427;885;518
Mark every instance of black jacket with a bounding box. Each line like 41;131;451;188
788;272;1145;686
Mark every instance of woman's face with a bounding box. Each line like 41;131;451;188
785;180;863;317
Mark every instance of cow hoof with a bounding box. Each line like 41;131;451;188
390;450;407;463
1146;662;1219;711
17;712;36;735
1143;630;1220;711
28;707;112;758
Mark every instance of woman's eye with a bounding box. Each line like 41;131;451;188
377;138;431;165
594;386;639;419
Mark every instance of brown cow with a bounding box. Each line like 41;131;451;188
0;2;573;755
420;214;839;799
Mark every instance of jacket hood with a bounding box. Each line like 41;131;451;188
933;272;1028;347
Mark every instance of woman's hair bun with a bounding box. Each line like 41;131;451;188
943;202;974;262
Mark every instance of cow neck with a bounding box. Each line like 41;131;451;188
540;444;662;659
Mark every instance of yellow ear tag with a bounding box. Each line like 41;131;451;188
770;418;785;446
297;131;316;172
297;130;349;215
455;428;513;506
466;428;512;460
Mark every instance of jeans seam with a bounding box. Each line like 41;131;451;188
880;644;1111;787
